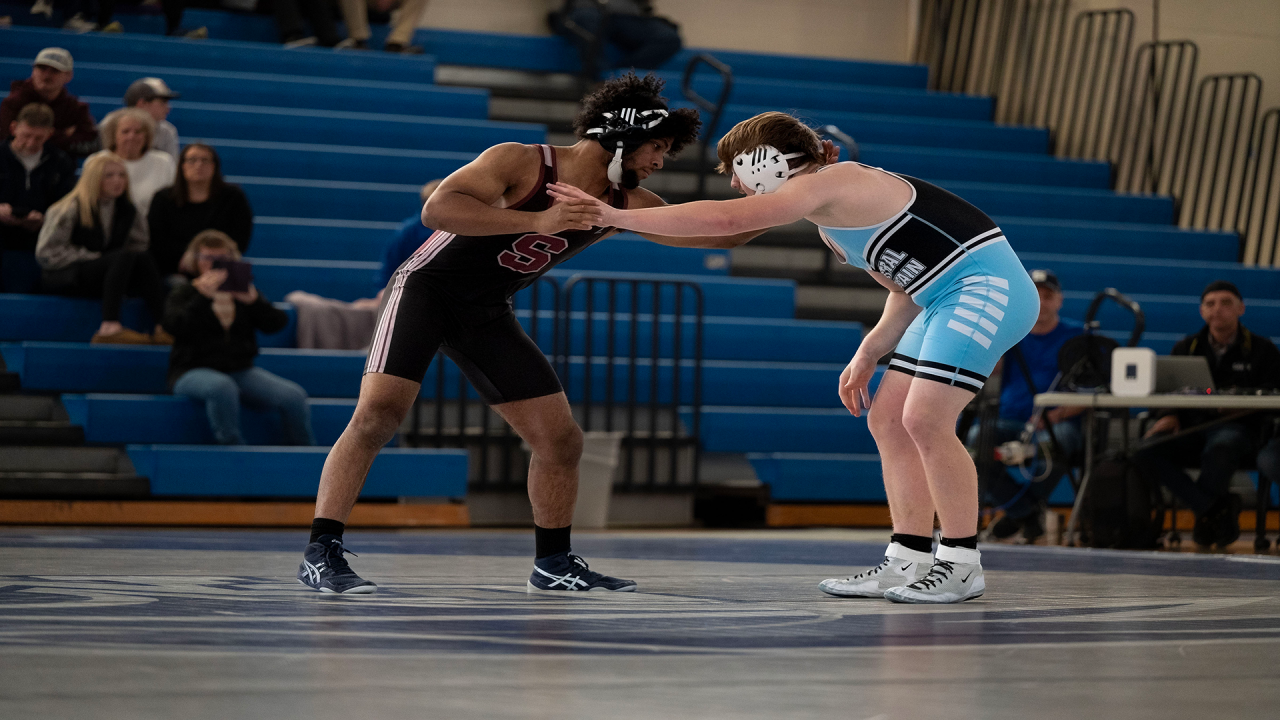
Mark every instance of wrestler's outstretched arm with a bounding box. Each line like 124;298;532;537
548;171;829;241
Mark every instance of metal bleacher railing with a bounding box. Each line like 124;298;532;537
680;53;734;201
406;276;705;494
915;0;1280;267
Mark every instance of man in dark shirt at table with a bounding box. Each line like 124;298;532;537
1135;280;1280;548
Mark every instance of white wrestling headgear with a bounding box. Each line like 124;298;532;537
586;107;669;184
732;145;809;194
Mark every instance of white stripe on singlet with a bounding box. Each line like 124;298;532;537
365;230;456;373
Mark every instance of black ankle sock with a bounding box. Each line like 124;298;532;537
940;534;978;550
310;517;345;544
534;524;572;559
890;533;934;554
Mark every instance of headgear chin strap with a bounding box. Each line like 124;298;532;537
586;108;669;184
732;145;809;194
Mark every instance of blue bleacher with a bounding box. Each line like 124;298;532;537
1022;253;1280;301
685;104;1048;153
749;453;887;502
65;394;359;445
83;100;546;153
126;444;467;497
0;58;485;117
0;25;438;80
6;343;850;408
999;218;1239;262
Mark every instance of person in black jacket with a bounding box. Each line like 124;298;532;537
1135;280;1280;548
0;103;76;293
148;144;254;281
35;151;168;344
164;230;313;446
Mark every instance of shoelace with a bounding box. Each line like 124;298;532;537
908;559;955;590
847;558;891;581
324;540;360;575
566;554;604;582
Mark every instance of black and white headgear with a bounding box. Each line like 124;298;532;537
586;107;669;184
732;145;809;194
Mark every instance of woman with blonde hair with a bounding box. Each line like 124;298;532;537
36;152;168;344
550;111;1040;604
163;230;313;446
95;107;176;218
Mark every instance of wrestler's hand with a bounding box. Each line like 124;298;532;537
545;182;623;228
839;351;876;417
534;192;606;234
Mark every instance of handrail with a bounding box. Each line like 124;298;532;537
1084;287;1145;347
681;53;733;200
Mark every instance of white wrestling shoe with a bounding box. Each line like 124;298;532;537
818;542;934;598
884;544;985;604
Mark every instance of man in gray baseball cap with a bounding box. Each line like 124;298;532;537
0;48;100;157
124;78;182;159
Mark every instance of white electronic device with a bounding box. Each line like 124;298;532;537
1110;347;1156;397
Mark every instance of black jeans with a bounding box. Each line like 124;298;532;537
1134;422;1257;515
274;0;341;46
557;10;682;76
94;0;187;33
42;250;164;324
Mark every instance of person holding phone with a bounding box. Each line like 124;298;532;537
163;230;314;446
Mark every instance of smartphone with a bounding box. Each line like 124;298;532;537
212;258;253;293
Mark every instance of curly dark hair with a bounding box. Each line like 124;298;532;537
573;72;702;155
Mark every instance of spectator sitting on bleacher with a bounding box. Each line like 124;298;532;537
35;152;169;345
0;103;76;294
1135;280;1280;549
275;0;345;48
550;0;682;77
148;144;253;281
82;0;207;37
0;48;100;158
165;230;314;446
969;269;1084;543
281;180;440;350
94;108;176;220
336;0;426;54
377;179;441;290
123;78;181;159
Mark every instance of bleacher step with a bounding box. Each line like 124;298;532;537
0;446;130;474
0;421;85;446
0;473;150;499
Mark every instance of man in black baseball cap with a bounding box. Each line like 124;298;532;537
1137;279;1280;548
0;48;99;157
124;78;181;159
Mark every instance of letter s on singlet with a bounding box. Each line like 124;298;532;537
497;233;570;274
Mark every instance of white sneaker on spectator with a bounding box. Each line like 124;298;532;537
30;0;53;17
283;36;318;48
335;38;369;50
884;544;985;604
818;542;933;598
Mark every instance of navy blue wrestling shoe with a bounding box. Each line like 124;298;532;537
297;535;377;594
527;552;637;593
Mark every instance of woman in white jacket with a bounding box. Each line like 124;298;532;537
94;107;176;220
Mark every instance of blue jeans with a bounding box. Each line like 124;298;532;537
173;366;315;446
1134;422;1256;515
968;417;1084;520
